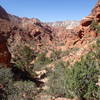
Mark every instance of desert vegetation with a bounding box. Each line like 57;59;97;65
47;38;100;100
90;20;100;35
0;38;100;100
0;1;100;100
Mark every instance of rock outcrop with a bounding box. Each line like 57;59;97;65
80;16;93;27
0;6;11;67
75;1;100;38
0;1;100;66
0;5;9;20
7;16;54;56
0;35;11;67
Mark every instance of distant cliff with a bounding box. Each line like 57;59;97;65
47;20;80;29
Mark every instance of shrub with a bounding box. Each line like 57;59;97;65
94;38;100;60
47;61;68;97
65;50;100;100
7;81;39;100
35;53;52;65
10;81;38;100
61;48;79;57
50;48;79;62
14;45;35;68
50;50;62;61
13;45;36;77
90;20;100;34
0;67;13;85
47;39;100;100
14;45;52;73
0;67;17;100
0;67;39;100
33;53;52;71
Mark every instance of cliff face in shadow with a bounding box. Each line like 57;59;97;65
0;6;11;67
0;5;9;20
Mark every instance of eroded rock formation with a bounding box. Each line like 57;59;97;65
0;7;11;67
76;1;100;38
0;1;100;67
0;35;11;67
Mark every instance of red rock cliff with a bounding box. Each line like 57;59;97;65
0;36;11;67
0;6;11;67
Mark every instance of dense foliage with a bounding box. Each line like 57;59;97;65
0;67;40;100
0;37;100;100
47;38;100;100
65;39;100;100
90;20;100;34
13;45;35;75
47;61;67;97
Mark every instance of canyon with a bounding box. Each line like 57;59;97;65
0;1;100;100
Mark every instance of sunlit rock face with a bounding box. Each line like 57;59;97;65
73;1;100;39
47;20;80;29
0;0;100;67
81;0;100;25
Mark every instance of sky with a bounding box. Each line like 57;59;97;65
0;0;98;22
